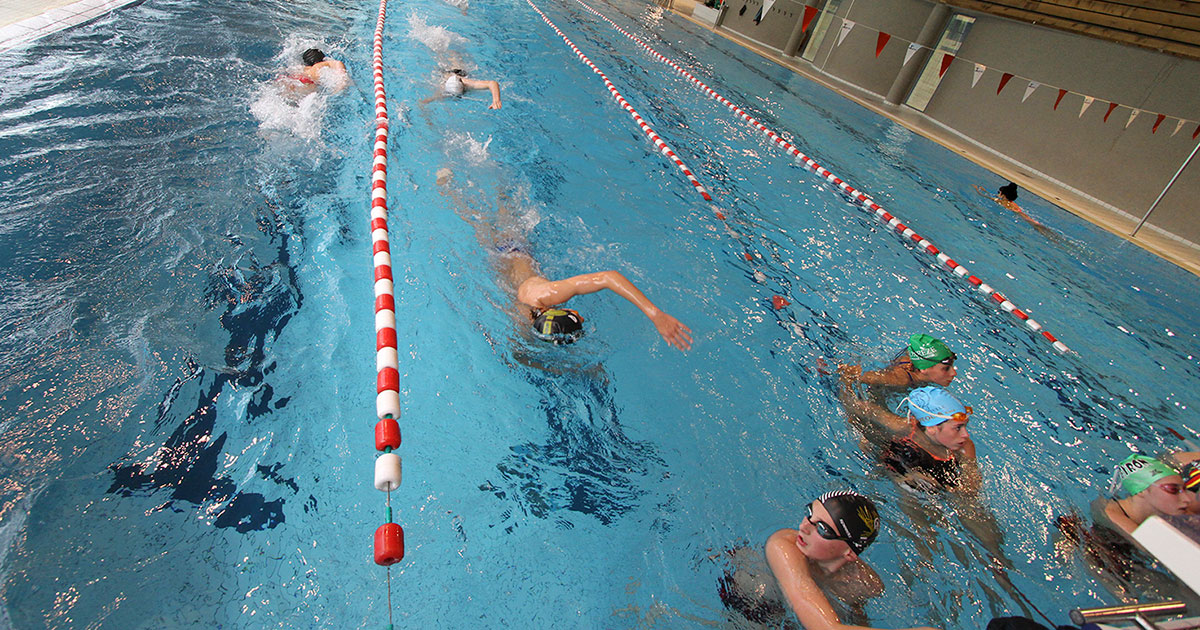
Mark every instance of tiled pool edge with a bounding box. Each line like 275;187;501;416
0;0;143;52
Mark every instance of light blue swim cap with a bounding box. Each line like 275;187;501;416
899;386;969;427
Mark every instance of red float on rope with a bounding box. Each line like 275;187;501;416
376;418;402;451
374;522;405;566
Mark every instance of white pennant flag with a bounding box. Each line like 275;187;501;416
1174;119;1187;136
1126;109;1140;129
904;42;920;66
1079;96;1094;118
1022;81;1040;103
837;20;855;47
971;63;986;88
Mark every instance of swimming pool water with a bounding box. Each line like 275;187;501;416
1;0;1198;627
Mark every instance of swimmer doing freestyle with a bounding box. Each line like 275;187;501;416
421;68;502;110
435;168;691;350
280;48;346;94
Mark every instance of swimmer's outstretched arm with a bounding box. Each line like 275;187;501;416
462;77;502;109
838;386;909;435
838;363;912;387
765;530;941;630
540;270;692;351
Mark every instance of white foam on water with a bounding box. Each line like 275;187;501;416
445;130;492;166
408;13;466;53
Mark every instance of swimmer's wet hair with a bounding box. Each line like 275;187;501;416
302;48;325;66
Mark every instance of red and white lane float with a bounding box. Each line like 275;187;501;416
368;0;404;620
570;0;1070;354
525;0;712;202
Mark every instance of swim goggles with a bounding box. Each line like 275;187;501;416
939;352;957;365
805;503;851;544
1155;482;1183;495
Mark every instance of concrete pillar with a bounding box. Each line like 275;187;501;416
782;0;819;57
884;3;950;105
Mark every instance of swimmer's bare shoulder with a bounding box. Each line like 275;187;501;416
822;559;883;605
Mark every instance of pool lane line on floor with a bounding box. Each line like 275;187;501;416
525;0;713;202
368;0;405;622
569;0;1071;354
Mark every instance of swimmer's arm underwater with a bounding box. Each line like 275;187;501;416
955;439;982;494
536;271;693;351
765;531;940;630
838;386;910;436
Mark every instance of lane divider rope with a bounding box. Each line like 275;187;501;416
570;0;1070;354
368;0;404;627
525;0;713;202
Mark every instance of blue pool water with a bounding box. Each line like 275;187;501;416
1;0;1198;627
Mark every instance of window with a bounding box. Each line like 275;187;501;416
905;14;975;112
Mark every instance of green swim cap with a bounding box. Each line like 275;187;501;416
907;334;954;370
1110;454;1177;496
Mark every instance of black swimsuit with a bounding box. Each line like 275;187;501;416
881;433;962;488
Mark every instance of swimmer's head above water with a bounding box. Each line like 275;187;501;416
998;182;1019;202
1110;454;1178;496
302;48;325;66
897;386;972;450
807;490;880;557
905;333;957;386
531;308;584;344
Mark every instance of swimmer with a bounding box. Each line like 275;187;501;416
435;168;691;350
1181;461;1200;514
839;334;957;390
1095;454;1194;536
420;68;502;110
280;48;347;94
841;386;979;493
972;182;1053;235
765;491;940;630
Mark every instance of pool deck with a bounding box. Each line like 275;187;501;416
673;9;1200;277
0;0;139;52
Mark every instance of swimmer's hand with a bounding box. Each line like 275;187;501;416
652;311;693;352
488;99;502;110
901;472;941;493
837;363;862;384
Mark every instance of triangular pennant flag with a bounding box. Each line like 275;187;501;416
1053;89;1067;110
938;53;955;78
754;0;775;23
1193;123;1199;140
971;63;985;88
1125;109;1140;128
1022;81;1040;102
801;5;818;32
997;72;1014;94
1152;113;1166;133
904;42;920;66
1173;119;1186;136
836;19;854;46
1104;102;1119;123
1080;96;1094;117
875;32;891;58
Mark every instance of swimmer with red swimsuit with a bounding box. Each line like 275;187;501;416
279;48;346;94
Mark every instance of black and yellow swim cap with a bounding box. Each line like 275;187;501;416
532;308;584;344
817;490;880;554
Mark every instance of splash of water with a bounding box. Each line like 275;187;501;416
408;13;467;53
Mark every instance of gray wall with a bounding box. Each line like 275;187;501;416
724;0;809;50
715;0;1200;245
924;13;1200;242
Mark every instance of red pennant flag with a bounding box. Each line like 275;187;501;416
1053;89;1067;110
1152;114;1166;133
875;32;891;58
1193;123;1200;140
997;72;1013;94
1103;102;1119;122
938;53;955;78
801;5;818;33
